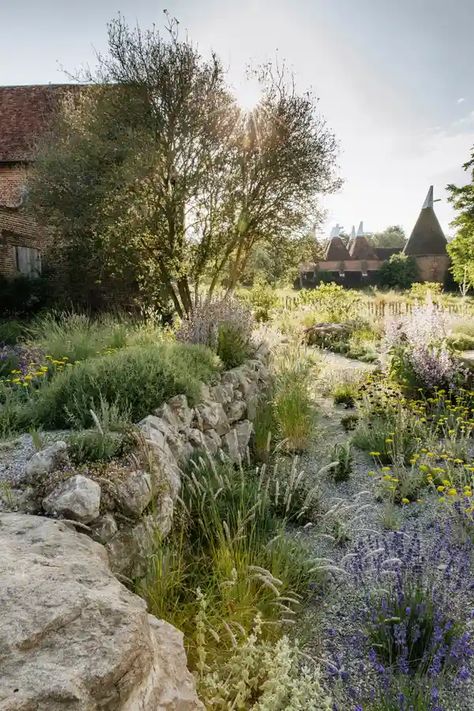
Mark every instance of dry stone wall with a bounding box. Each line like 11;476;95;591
9;347;270;578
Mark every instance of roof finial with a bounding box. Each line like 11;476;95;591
422;185;434;209
356;221;364;237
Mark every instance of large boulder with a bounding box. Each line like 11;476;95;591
0;513;202;710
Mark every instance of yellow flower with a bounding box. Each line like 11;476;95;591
381;466;391;472
437;485;445;492
385;438;393;444
442;480;451;487
401;498;410;504
369;451;381;457
447;488;458;496
383;474;392;481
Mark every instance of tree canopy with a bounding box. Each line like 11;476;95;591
447;145;474;292
28;15;340;314
369;225;406;248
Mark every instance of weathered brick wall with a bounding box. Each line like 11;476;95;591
414;255;451;284
0;163;47;278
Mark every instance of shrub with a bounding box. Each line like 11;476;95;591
0;320;26;345
383;301;466;391
29;342;219;429
330;528;474;709
176;297;255;368
0;275;50;318
299;283;360;322
330;441;353;482
448;332;474;351
332;381;358;407
68;429;124;464
378;253;419;289
241;280;279;322
409;281;442;301
273;346;316;452
196;603;333;710
28;311;129;363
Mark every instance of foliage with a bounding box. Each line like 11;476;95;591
378;253;419;290
300;283;360;322
137;454;329;692
240;280;279;322
352;378;425;465
332;381;358;407
330;441;353;482
369;225;406;249
0;275;50;318
239;233;324;288
383;301;466;391
447;145;474;291
0;320;26;345
196;604;332;710
273;346;316;452
252;394;278;462
26;342;219;429
329;528;474;709
176;296;254;368
408;282;442;301
28;16;339;314
28;311;129;363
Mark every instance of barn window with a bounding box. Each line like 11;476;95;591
14;246;42;277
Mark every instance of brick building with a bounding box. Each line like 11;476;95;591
0;85;74;279
299;186;450;288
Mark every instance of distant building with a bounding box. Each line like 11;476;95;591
0;84;76;279
298;186;450;288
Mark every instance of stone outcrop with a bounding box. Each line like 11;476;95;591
8;351;270;578
0;513;202;711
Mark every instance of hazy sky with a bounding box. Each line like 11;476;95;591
1;0;473;238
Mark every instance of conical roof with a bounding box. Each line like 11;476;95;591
324;235;350;261
349;234;377;260
404;186;447;256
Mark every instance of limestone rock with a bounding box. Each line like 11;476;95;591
226;399;247;423
43;474;101;523
222;420;253;463
139;416;182;500
106;496;174;578
209;382;234;406
90;513;118;545
194;402;229;436
0;513;202;710
24;440;69;481
113;470;152;518
156;395;193;433
188;428;221;455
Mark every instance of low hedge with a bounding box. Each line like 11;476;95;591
29;342;220;429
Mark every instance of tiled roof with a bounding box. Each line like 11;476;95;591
324;236;351;261
0;84;77;162
404;206;448;256
349;235;378;260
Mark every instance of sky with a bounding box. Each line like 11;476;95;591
1;0;473;239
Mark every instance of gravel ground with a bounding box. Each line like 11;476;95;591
0;431;69;488
296;352;474;711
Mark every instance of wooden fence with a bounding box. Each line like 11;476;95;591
280;295;472;318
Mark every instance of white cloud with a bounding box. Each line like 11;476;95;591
457;97;466;103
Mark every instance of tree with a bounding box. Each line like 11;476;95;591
29;15;340;315
239;232;324;286
369;225;406;248
378;253;419;289
447;145;474;292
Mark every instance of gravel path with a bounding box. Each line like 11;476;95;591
297;351;474;711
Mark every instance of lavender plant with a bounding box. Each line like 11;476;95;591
383;301;466;391
176;296;255;368
325;527;474;710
